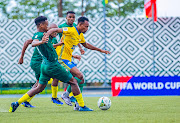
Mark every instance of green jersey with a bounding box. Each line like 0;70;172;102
32;32;58;62
31;47;43;62
31;32;44;62
58;22;77;39
50;37;58;44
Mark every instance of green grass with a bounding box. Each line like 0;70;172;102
0;96;180;123
0;88;64;94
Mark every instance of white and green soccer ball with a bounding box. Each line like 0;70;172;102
98;96;111;110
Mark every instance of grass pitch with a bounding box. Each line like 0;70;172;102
0;96;179;123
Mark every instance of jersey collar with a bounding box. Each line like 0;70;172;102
75;26;80;35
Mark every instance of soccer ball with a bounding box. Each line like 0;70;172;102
98;96;111;110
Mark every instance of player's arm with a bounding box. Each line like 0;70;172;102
46;28;63;37
32;35;49;47
52;37;64;48
78;44;85;55
72;55;81;61
18;39;33;64
53;42;64;48
81;42;111;54
58;25;63;41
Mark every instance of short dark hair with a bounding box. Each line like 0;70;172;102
66;11;75;15
78;17;89;24
34;16;47;26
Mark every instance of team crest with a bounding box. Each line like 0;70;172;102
63;27;68;31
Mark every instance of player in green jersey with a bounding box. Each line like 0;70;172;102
9;16;93;112
18;23;64;107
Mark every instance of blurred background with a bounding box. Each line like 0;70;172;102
0;0;179;95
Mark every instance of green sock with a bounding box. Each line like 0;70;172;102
67;85;71;93
79;83;84;93
67;77;83;93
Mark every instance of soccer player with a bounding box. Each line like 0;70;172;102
46;16;110;110
18;23;64;107
58;11;85;94
9;16;93;112
59;11;85;54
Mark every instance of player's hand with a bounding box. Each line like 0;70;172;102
18;57;23;64
73;55;81;61
100;50;111;54
80;49;85;55
42;34;49;44
57;41;64;46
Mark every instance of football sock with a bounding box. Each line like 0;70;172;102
18;93;30;104
51;85;58;98
79;83;84;93
74;93;84;107
69;92;73;97
27;95;35;102
67;77;84;93
66;85;71;93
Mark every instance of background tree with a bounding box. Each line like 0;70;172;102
106;0;144;17
0;0;144;19
0;0;11;18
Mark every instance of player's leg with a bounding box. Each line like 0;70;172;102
68;77;93;111
62;66;84;110
9;64;52;113
9;83;47;112
21;61;41;108
66;66;84;94
64;67;84;109
70;67;84;110
59;60;84;104
53;62;93;111
21;80;39;108
51;78;63;106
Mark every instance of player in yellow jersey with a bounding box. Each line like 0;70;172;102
55;11;85;98
45;16;111;110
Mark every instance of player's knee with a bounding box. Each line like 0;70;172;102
76;73;84;81
79;78;84;84
78;82;84;87
69;77;78;86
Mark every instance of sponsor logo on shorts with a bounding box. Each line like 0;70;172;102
68;62;72;65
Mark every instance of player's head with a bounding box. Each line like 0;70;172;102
77;16;89;34
48;23;58;38
35;16;48;32
66;11;75;26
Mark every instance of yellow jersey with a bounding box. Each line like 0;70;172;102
56;27;86;62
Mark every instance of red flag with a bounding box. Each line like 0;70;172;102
144;0;157;21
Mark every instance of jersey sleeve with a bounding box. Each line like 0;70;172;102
80;33;86;43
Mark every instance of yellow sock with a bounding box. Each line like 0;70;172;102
74;93;84;107
69;92;74;97
51;85;58;98
27;95;35;102
18;93;30;104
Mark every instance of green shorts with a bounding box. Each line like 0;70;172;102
39;61;73;85
30;60;42;80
